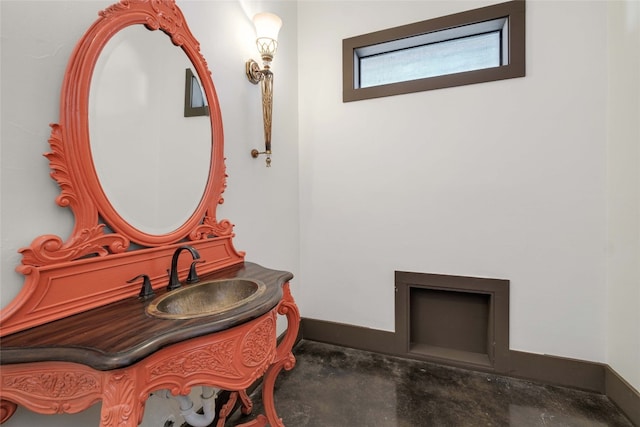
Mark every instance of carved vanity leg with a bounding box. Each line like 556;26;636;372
99;371;142;427
0;400;17;423
237;283;300;427
215;389;255;426
238;389;254;415
215;391;238;427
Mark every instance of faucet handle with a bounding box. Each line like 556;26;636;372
128;274;155;299
186;260;206;284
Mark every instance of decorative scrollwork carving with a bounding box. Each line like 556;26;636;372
148;338;241;379
0;400;18;423
274;283;300;364
100;0;184;39
46;124;75;210
19;226;129;266
190;217;234;240
218;162;229;205
16;123;131;266
2;371;101;399
99;0;131;19
101;372;136;427
148;1;182;37
241;317;275;367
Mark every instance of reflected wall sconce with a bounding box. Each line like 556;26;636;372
246;12;282;167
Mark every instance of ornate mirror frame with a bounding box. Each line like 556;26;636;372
1;0;244;337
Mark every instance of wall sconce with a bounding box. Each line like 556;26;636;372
246;12;282;167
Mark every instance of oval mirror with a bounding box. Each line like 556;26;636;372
89;25;211;235
36;0;231;248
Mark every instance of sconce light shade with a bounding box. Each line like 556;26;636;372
253;12;282;42
253;13;282;62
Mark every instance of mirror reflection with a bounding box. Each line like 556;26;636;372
89;25;211;235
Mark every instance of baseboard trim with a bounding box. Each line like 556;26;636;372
606;365;640;426
300;317;639;426
300;317;398;355
508;350;605;393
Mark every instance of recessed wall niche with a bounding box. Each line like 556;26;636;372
395;271;509;371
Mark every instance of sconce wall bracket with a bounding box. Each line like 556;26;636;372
246;59;263;85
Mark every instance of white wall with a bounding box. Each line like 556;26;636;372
606;0;640;391
298;0;612;367
0;0;298;425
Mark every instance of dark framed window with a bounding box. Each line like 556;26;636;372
342;0;525;102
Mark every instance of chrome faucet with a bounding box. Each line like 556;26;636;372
167;245;201;291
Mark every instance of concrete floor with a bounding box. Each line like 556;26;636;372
226;340;633;427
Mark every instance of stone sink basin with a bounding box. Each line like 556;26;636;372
146;278;266;320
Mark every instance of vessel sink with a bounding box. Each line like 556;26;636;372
146;279;266;319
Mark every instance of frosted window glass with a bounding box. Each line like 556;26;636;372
360;32;501;88
190;75;206;108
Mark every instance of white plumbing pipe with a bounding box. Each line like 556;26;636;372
153;387;218;427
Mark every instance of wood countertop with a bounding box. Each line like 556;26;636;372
0;262;293;371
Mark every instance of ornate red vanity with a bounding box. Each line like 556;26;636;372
0;1;299;426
